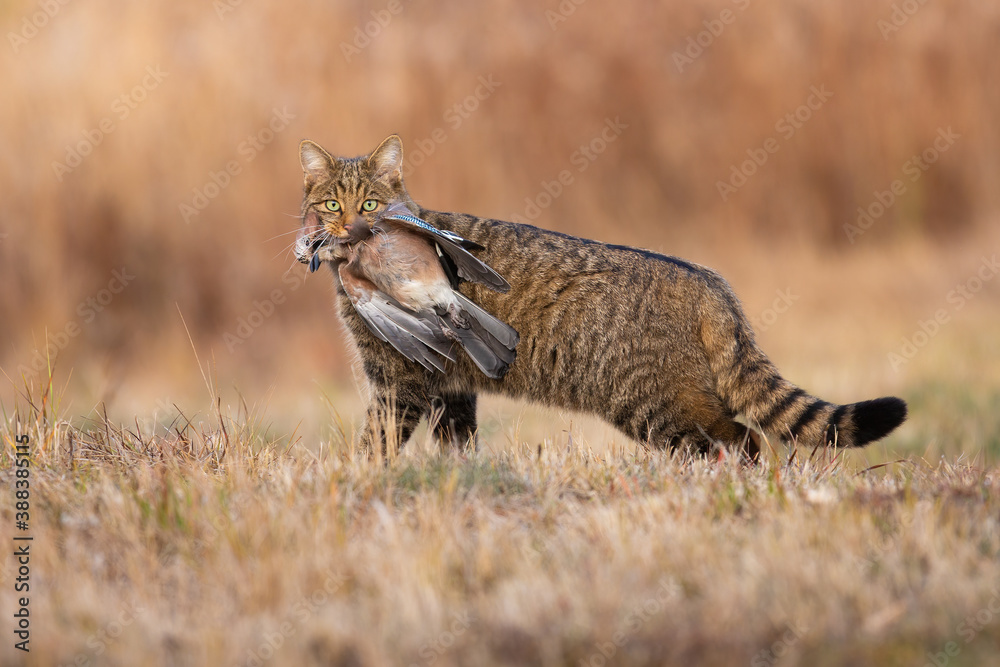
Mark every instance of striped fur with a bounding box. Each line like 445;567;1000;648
298;137;907;456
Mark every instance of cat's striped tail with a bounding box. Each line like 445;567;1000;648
701;285;907;448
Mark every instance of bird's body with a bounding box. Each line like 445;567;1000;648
327;202;519;378
352;225;455;313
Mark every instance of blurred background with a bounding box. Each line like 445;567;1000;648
2;0;998;458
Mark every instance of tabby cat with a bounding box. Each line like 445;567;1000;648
295;135;907;458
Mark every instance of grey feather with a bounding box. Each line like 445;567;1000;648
345;281;456;373
380;203;510;293
453;291;519;349
448;326;510;379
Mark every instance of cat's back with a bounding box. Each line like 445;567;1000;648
421;208;727;305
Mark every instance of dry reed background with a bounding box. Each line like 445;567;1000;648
2;0;1000;664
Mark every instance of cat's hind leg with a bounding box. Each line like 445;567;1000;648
697;415;762;463
655;389;762;462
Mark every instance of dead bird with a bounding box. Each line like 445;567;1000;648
303;201;519;378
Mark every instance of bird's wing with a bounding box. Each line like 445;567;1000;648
379;202;511;293
338;265;455;373
443;291;519;379
453;291;520;349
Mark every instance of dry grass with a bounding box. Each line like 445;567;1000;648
3;385;1000;667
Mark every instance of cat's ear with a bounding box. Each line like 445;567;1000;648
368;135;404;183
300;140;336;186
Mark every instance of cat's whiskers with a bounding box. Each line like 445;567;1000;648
275;235;310;261
275;228;339;264
266;228;309;243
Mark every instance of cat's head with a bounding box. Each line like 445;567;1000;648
295;135;413;266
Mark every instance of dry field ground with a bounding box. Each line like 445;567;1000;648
2;382;1000;667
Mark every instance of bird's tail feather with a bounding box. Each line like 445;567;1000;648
453;292;519;348
447;292;520;379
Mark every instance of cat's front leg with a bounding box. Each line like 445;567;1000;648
360;385;428;458
431;392;479;452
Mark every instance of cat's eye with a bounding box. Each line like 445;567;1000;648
361;199;379;212
324;200;341;213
